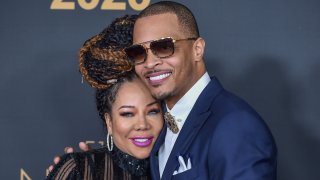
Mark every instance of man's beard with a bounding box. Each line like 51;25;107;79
153;91;172;101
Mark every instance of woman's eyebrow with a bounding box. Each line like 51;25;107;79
146;101;158;107
118;105;134;110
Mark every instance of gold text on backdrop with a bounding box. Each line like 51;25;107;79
50;0;150;11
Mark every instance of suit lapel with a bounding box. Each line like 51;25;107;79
161;111;211;179
161;77;223;179
150;122;167;180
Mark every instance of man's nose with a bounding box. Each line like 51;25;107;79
143;48;162;69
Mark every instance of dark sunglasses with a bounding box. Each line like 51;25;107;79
124;37;198;65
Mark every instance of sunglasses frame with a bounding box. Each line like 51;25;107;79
125;37;198;65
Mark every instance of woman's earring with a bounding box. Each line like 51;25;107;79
107;132;113;151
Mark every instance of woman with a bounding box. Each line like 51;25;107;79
47;15;163;180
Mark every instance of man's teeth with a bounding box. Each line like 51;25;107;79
149;73;170;81
134;138;148;142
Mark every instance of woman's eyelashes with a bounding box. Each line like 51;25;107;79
148;108;161;115
119;108;160;117
119;111;134;117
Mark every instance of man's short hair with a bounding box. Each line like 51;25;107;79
138;1;199;38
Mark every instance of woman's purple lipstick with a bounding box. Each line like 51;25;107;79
130;136;153;147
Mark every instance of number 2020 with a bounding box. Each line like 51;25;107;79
50;0;150;11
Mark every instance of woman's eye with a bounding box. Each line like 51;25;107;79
120;112;134;117
148;109;160;115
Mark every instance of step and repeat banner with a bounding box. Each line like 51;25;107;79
1;0;320;179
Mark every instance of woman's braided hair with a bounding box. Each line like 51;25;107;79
79;14;137;89
78;15;137;126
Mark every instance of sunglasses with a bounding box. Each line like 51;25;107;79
125;37;198;65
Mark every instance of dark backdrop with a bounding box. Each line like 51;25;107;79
1;0;319;179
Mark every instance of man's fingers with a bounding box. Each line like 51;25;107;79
53;156;60;165
48;165;54;172
79;142;90;152
64;147;74;154
48;146;75;174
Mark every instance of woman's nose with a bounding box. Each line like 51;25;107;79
134;116;151;130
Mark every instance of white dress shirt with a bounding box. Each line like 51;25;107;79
158;72;211;178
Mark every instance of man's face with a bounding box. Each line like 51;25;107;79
133;13;197;107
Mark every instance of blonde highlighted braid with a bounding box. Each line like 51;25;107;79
79;14;137;89
77;15;138;127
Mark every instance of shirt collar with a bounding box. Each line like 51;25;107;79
166;72;211;122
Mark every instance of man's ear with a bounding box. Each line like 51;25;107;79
104;113;113;135
193;37;205;61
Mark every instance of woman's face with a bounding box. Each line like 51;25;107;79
106;78;164;159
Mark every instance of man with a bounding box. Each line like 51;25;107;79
125;1;277;179
52;1;277;179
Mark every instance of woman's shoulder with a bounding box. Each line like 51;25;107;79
46;147;109;180
46;152;80;180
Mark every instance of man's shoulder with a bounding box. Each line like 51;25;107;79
193;77;270;133
199;79;269;131
195;77;249;108
203;80;258;117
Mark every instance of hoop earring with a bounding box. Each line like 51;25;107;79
107;132;113;151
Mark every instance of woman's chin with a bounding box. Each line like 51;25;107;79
131;150;152;160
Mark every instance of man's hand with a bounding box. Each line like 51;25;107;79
48;142;90;172
79;141;90;152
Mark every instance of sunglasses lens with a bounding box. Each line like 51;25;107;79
150;38;174;58
125;45;146;64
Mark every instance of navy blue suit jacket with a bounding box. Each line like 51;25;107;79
150;77;277;180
